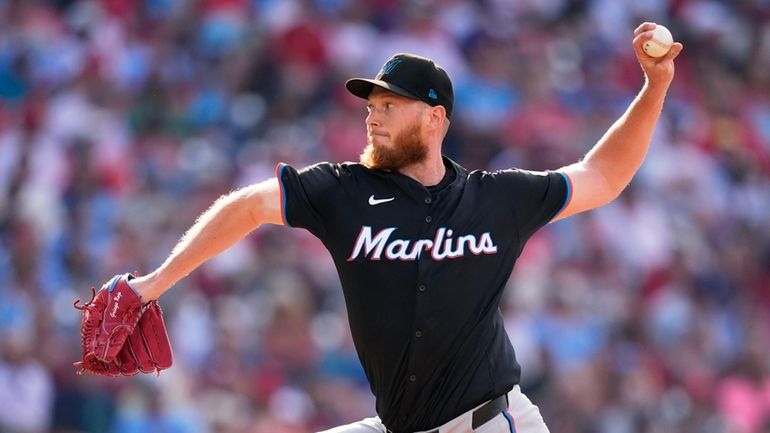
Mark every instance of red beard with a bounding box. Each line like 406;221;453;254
360;122;427;171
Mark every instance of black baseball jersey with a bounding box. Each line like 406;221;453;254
277;156;571;432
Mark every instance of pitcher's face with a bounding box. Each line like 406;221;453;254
361;87;429;171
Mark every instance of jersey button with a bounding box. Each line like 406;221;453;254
409;374;417;382
424;197;432;204
418;285;426;292
425;216;432;223
415;330;422;338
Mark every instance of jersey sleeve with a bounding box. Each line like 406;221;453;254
276;162;342;239
494;169;572;244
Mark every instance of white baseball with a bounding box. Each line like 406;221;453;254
643;25;673;58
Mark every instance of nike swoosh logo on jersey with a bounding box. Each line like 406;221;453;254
368;195;395;205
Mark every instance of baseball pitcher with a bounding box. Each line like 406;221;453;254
76;23;682;433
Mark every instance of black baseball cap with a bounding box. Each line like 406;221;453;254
346;53;454;119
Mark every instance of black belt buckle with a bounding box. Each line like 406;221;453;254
471;394;508;429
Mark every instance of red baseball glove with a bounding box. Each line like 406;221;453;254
74;274;173;376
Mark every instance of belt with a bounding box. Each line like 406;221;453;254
389;394;508;433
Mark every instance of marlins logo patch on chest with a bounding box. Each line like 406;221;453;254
347;226;498;262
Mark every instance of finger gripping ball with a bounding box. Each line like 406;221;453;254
643;25;673;58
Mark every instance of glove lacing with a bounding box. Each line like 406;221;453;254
73;287;98;375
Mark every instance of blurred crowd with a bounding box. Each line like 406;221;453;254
1;0;769;432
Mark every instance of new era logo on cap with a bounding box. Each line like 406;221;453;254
345;53;454;119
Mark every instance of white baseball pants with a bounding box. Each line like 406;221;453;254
318;385;549;433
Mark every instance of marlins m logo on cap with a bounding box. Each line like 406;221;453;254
380;59;403;75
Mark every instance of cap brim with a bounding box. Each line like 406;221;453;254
345;78;418;101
